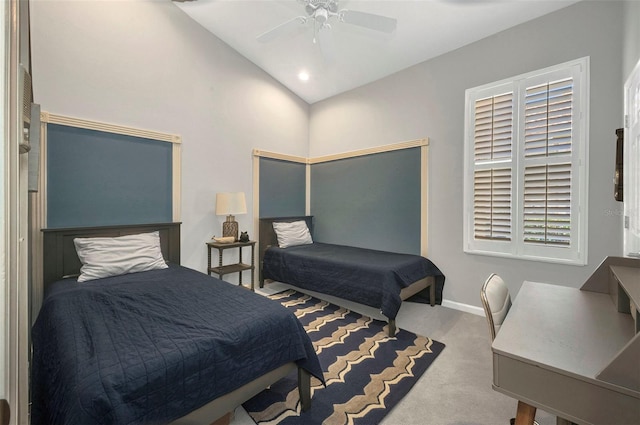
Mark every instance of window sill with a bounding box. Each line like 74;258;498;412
464;247;587;266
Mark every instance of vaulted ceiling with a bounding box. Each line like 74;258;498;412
175;0;581;104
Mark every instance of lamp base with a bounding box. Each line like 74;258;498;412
222;215;239;241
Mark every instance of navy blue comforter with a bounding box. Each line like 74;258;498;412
31;264;323;425
262;242;445;319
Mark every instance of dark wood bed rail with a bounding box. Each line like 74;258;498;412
42;222;181;288
258;216;313;288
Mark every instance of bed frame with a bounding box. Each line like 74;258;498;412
42;222;182;289
40;222;311;425
258;216;435;336
258;216;314;287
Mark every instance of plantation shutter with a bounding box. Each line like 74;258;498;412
523;163;572;245
523;79;573;157
472;92;513;242
464;57;586;264
522;78;574;247
474;168;512;240
474;93;513;161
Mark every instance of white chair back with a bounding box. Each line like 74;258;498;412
480;273;512;341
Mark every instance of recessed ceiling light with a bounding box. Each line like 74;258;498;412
298;71;310;81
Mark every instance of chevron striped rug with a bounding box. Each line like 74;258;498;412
242;289;446;425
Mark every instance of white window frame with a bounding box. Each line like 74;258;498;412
463;57;589;265
624;57;640;258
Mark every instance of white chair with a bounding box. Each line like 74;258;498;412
480;273;512;342
481;274;539;425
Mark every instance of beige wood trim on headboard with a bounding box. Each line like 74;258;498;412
172;143;182;222
40;112;182;144
252;151;261;284
305;163;311;216
253;139;428;165
308;138;428;164
252;149;309;164
421;143;429;257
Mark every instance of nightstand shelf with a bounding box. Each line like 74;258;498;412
209;262;252;275
206;240;256;290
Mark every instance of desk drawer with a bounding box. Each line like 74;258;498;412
493;354;640;425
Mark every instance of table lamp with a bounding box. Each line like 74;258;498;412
215;192;247;241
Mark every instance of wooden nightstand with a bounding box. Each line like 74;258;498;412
206;240;256;290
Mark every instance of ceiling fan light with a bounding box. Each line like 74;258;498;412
315;8;329;24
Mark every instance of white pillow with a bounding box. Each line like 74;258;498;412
74;231;168;282
272;220;313;248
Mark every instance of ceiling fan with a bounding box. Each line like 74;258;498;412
257;0;398;44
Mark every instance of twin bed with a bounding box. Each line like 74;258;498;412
32;223;323;425
259;216;445;336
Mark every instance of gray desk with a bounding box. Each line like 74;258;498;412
492;257;640;425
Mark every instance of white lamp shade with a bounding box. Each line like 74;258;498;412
216;192;247;215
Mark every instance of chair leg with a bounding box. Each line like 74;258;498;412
510;419;539;425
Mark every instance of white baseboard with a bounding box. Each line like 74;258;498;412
441;299;485;317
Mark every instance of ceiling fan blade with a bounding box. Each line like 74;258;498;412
257;16;308;43
340;10;397;33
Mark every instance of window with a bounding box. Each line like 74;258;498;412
464;58;589;265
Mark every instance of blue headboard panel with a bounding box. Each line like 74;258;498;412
259;157;306;217
310;147;421;254
47;124;173;228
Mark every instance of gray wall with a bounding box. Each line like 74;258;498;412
30;0;309;274
309;1;626;308
623;0;640;79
